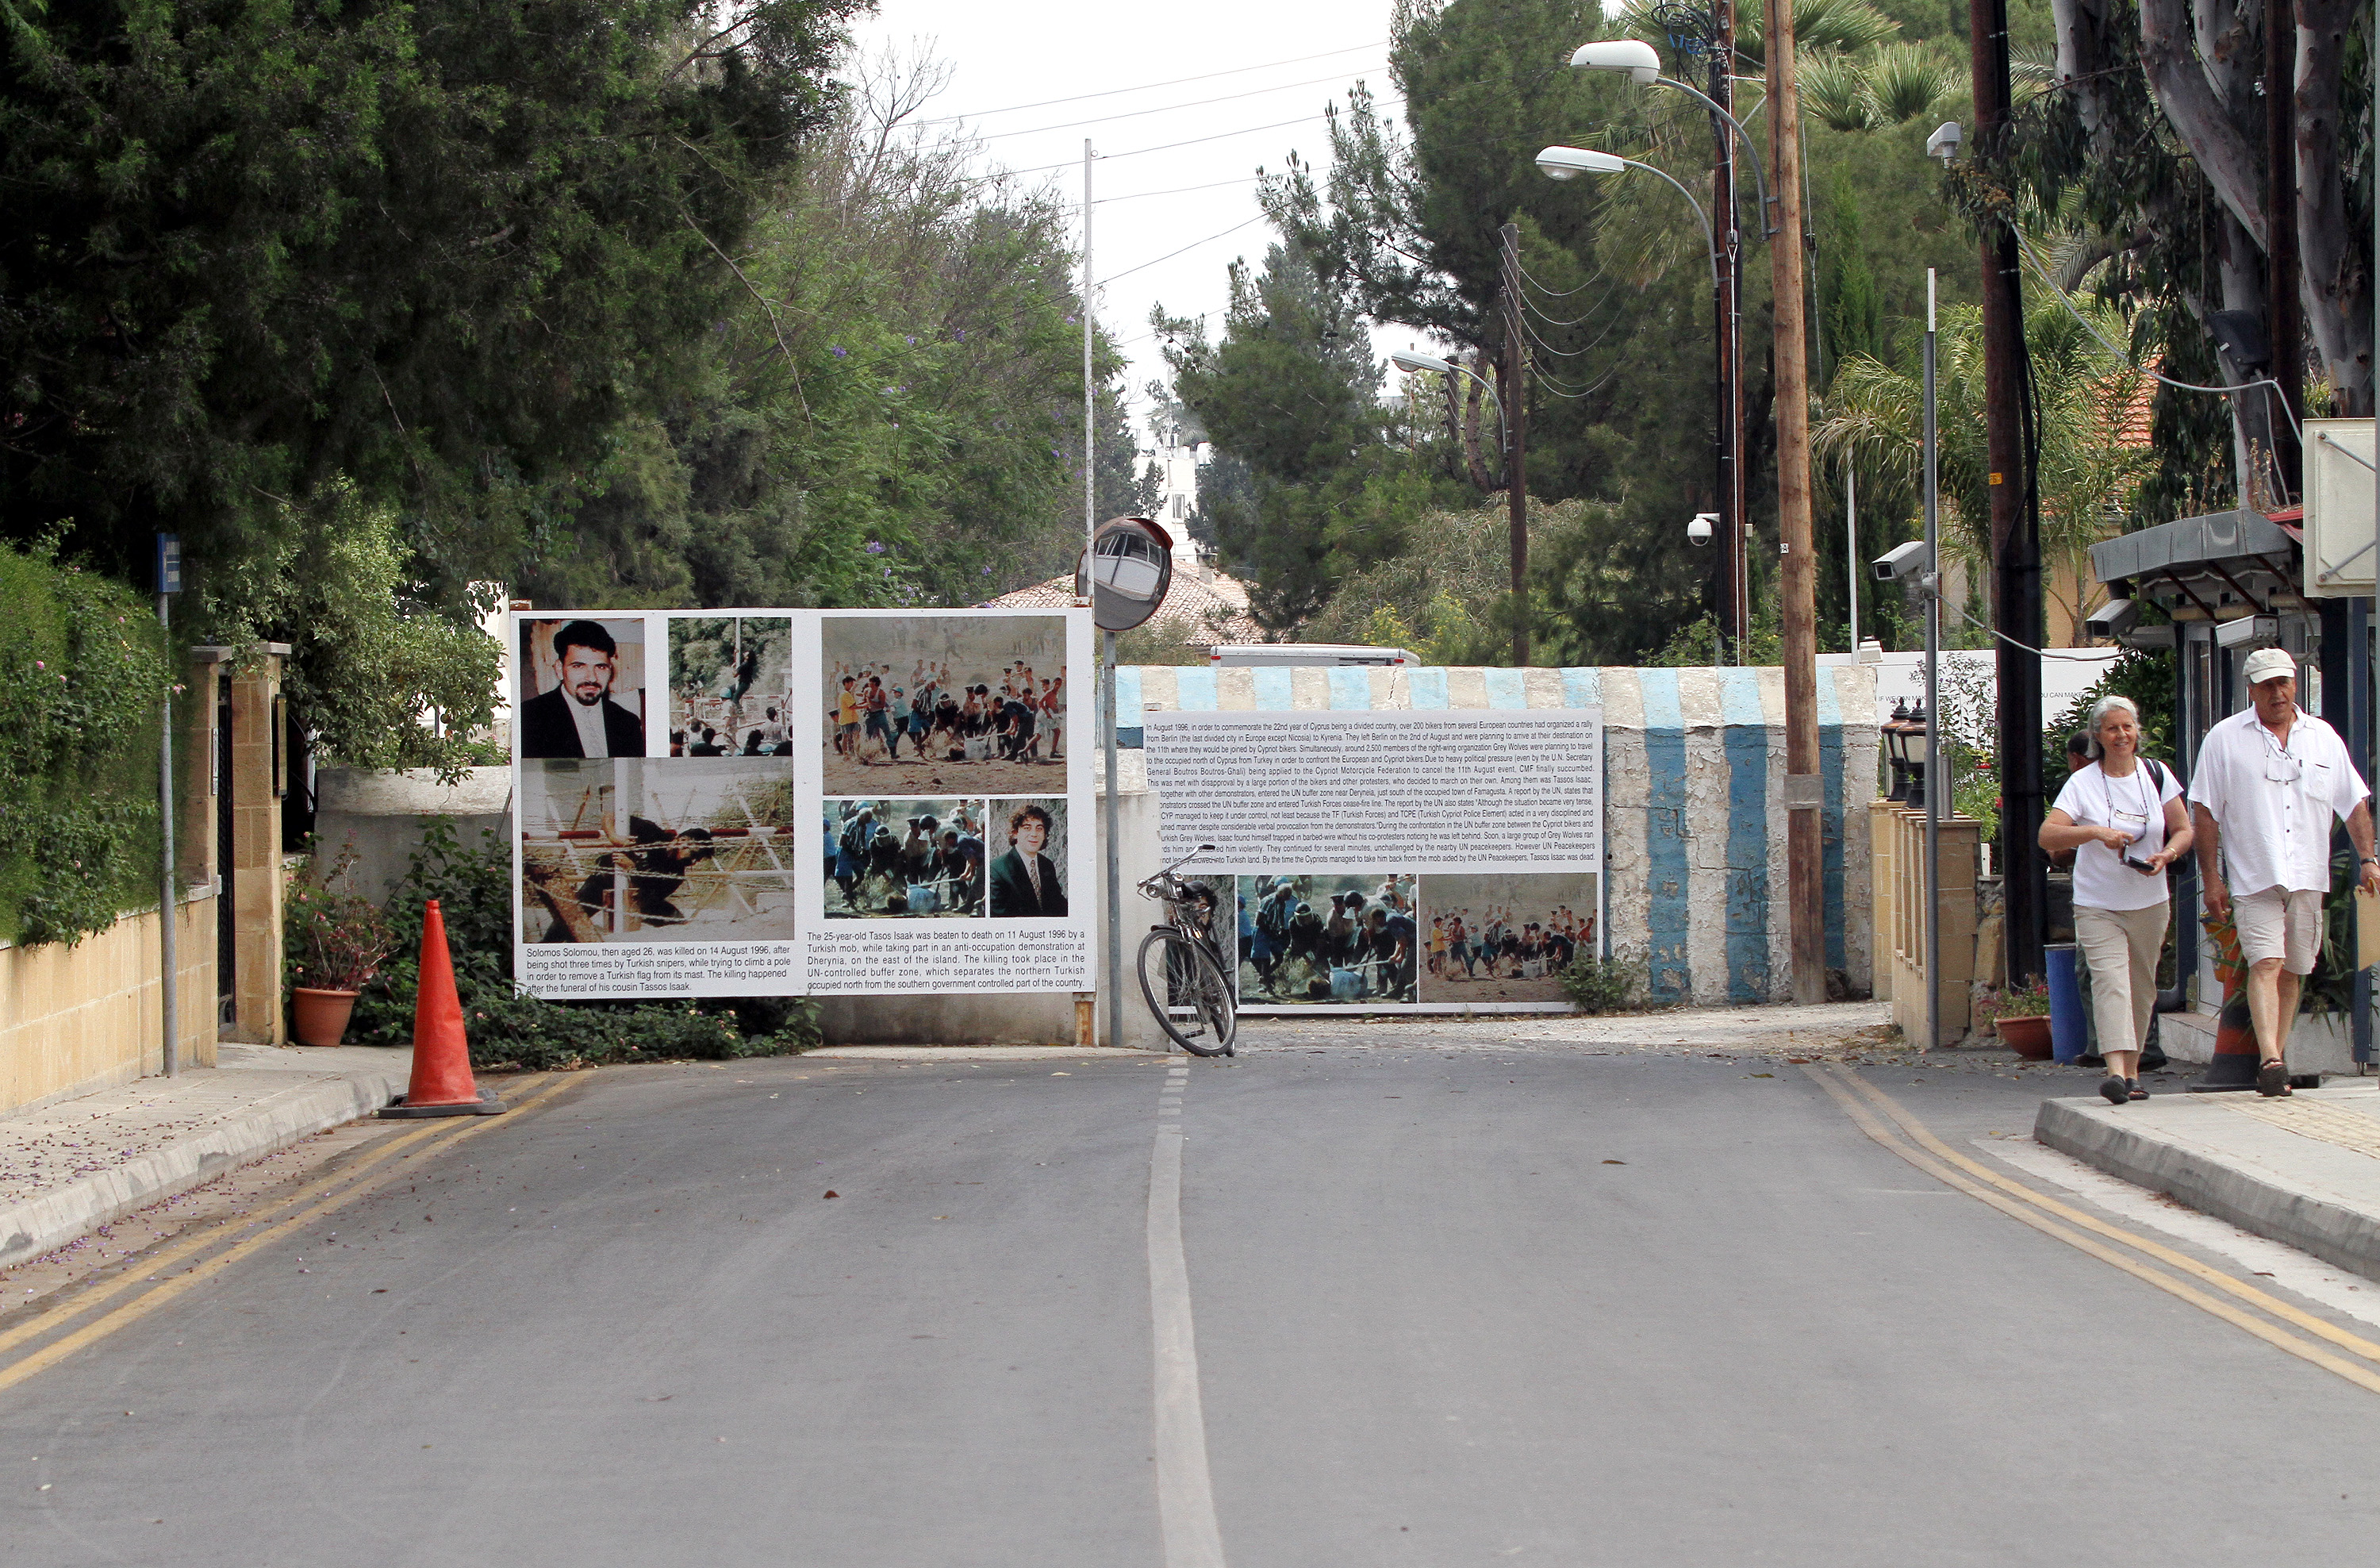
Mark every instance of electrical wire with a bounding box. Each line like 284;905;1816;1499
1095;175;1264;205
912;40;1390;125
1101;215;1269;286
1936;592;2115;661
973;67;1391;142
1516;279;1622;330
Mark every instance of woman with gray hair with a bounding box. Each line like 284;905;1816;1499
2038;694;2192;1103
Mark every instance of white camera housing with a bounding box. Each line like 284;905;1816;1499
1687;512;1718;547
2084;597;2139;640
1873;540;1931;582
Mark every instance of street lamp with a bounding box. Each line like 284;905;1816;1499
1388;348;1506;421
1534;147;1717;288
1568;41;1775;233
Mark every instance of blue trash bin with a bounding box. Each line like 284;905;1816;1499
2046;942;2087;1063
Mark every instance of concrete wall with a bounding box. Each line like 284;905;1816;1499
313;767;512;908
1121;663;1879;1005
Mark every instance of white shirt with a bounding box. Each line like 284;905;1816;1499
2052;759;2182;911
2187;705;2369;895
567;691;612;758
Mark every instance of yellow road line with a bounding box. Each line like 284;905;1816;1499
1802;1064;2380;1398
1821;1063;2380;1368
0;1073;583;1395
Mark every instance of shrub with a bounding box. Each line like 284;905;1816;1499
286;840;396;990
350;820;817;1070
1979;978;2052;1021
1560;952;1646;1015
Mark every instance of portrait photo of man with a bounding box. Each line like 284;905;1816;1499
520;619;647;759
988;801;1067;919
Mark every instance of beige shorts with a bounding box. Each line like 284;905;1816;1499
2231;886;2323;974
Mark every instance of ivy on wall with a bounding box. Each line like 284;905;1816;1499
0;540;175;947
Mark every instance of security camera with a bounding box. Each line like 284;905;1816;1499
1926;121;1962;165
2084;597;2139;640
1687;512;1718;547
1873;540;1931;582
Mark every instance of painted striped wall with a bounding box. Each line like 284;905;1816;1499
1121;664;1879;1005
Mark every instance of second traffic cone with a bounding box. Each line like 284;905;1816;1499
380;898;503;1118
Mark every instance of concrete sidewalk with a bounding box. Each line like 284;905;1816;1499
0;1043;411;1270
2036;1078;2380;1283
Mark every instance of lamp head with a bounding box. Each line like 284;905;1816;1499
1535;145;1626;182
1389;349;1453;375
1569;40;1661;86
1925;121;1962;165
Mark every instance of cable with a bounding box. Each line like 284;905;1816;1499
1096;175;1264;205
912;40;1390;125
1518;279;1622;330
1101;215;1269;286
1936;592;2111;661
975;67;1390;142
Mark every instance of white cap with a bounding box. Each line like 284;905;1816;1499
2242;646;2296;685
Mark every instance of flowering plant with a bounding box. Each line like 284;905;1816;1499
1979;978;2052;1021
286;840;395;991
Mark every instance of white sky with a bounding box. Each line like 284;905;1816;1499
848;2;1400;445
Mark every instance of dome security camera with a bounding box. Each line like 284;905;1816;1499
1687;512;1718;547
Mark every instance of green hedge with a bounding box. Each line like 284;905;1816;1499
342;821;817;1070
0;541;175;947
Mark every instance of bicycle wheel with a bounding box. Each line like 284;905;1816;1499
1136;928;1238;1056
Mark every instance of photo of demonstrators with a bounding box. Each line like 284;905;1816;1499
821;614;1067;796
669;617;793;759
1418;873;1599;1003
519;759;798;943
822;799;985;919
987;800;1068;919
519;618;647;759
1234;873;1420;1005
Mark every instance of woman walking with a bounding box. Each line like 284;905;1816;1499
2038;695;2192;1105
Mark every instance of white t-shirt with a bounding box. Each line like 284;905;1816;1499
2052;759;2183;911
2187;706;2370;895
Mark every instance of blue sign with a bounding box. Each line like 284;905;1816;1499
155;534;182;594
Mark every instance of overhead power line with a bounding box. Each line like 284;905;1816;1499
914;40;1390;125
976;67;1391;142
1102;215;1270;286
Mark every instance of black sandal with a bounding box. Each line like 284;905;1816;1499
2257;1058;2292;1097
2127;1078;2148;1101
2100;1075;2129;1106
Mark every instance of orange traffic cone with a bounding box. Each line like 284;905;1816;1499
380;899;503;1118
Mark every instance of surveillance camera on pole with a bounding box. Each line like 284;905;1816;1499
1926;121;1962;165
1873;540;1932;582
1687;512;1718;547
2084;597;2140;640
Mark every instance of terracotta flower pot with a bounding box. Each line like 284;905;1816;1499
291;986;361;1047
1996;1013;2054;1059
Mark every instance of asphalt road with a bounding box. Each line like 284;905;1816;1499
3;1033;2378;1566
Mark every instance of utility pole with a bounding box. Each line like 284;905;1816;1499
1971;0;2044;986
1765;0;1825;1001
1709;3;1745;660
1502;221;1530;667
2266;0;2301;493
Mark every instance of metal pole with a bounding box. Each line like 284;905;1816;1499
1706;13;1741;666
1102;628;1123;1049
1924;270;1942;1054
1846;463;1858;654
1502;221;1530;667
158;590;177;1078
1084;139;1096;565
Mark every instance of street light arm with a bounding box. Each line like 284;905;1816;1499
1451;363;1507;430
1618;158;1720;290
1654;75;1775;236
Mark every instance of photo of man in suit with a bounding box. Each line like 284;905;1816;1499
521;620;645;759
989;801;1066;918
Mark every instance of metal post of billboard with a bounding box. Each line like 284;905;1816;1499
155;534;182;1077
1923;270;1942;1054
1103;628;1123;1050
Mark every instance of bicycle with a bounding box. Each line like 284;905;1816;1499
1134;844;1237;1057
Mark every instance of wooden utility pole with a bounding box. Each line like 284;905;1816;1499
1971;0;2044;986
1503;221;1530;667
2267;0;2302;493
1712;4;1746;659
1765;0;1825;1001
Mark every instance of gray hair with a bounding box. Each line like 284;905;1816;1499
2083;694;2140;759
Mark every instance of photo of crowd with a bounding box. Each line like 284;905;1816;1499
986;800;1068;919
518;758;797;943
1233;873;1420;1005
822;798;985;918
1417;873;1599;1003
820;614;1067;795
670;617;793;759
518;618;647;759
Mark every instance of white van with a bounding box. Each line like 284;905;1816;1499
1207;643;1418;668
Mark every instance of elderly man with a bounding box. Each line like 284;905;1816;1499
2190;646;2380;1095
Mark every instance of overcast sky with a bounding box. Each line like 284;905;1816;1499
848;2;1402;446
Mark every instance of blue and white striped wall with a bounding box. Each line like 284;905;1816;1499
1119;664;1879;1005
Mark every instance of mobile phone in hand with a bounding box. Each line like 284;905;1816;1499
2121;852;2161;875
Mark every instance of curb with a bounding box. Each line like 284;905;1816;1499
2034;1094;2380;1284
0;1063;410;1269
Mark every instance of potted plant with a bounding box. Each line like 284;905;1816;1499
1983;978;2055;1059
286;841;395;1047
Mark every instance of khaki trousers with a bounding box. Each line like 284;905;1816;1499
2073;902;2169;1056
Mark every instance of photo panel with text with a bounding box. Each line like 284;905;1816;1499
518;617;648;759
820;613;1068;797
821;798;988;919
985;798;1070;920
1234;871;1422;1005
1417;871;1600;1004
668;615;795;758
519;756;798;944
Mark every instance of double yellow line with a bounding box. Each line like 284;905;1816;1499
0;1072;584;1396
1804;1062;2380;1396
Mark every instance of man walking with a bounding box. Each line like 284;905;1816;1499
2190;646;2380;1095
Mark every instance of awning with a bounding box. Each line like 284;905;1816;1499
2088;508;2305;621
